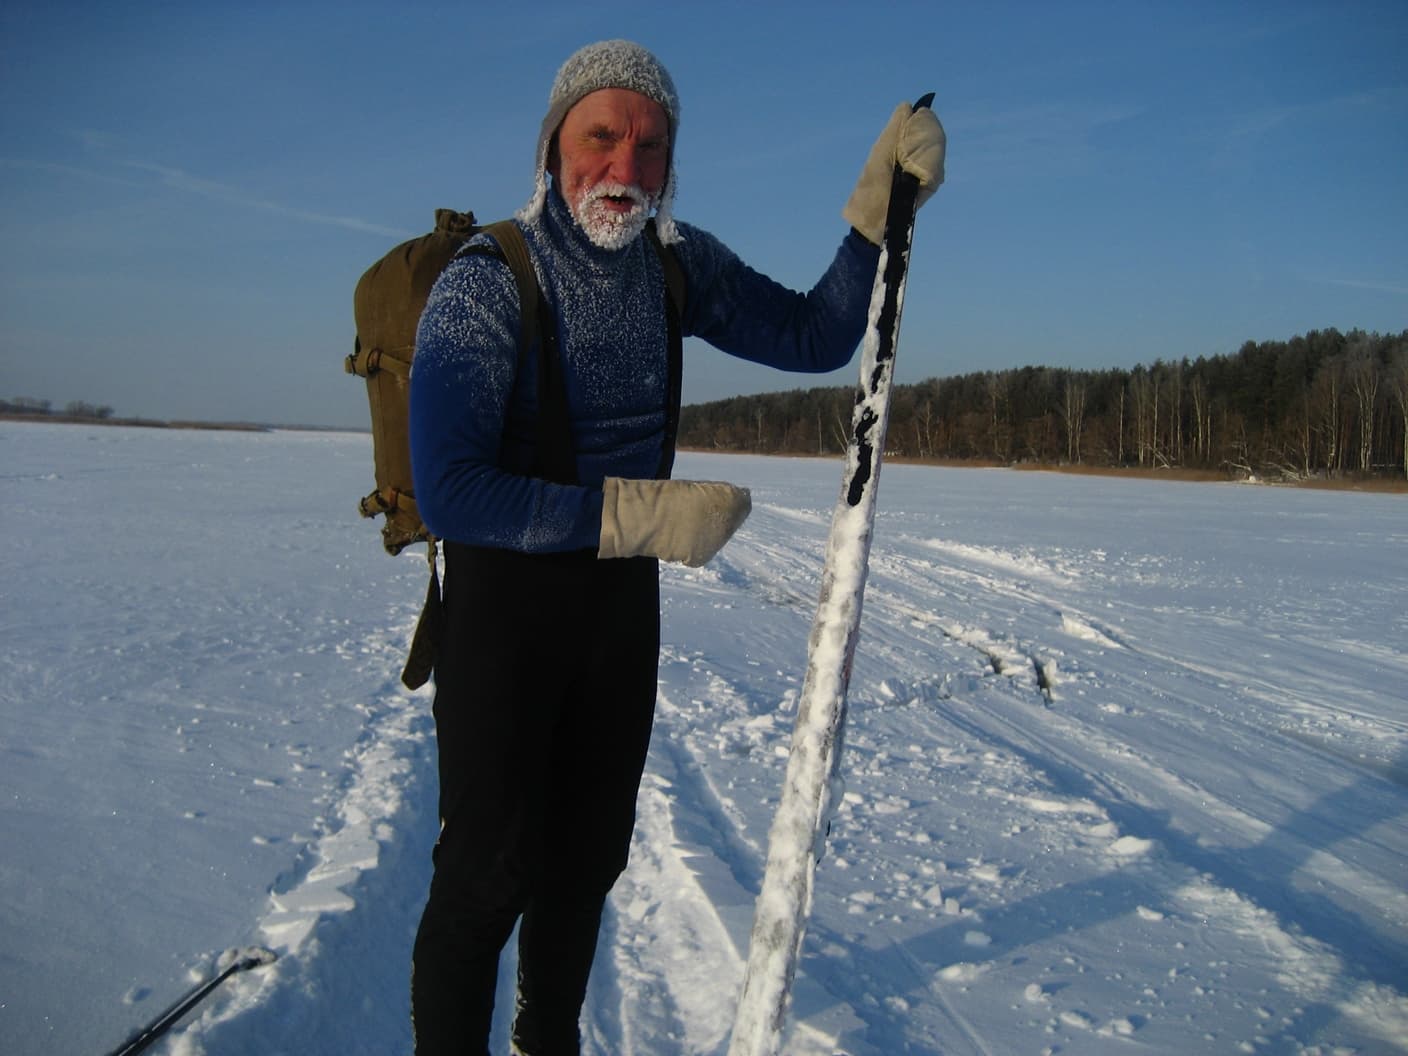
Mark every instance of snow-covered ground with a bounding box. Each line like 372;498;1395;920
3;420;1405;1056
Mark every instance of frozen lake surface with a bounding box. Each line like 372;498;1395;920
3;421;1405;1055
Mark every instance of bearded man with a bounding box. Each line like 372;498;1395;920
407;38;944;1056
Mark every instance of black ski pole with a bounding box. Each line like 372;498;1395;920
104;946;277;1056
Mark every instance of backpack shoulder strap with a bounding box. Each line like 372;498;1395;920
645;219;685;479
473;220;577;485
478;220;540;365
645;220;687;321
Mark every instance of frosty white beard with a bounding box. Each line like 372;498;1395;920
572;181;655;251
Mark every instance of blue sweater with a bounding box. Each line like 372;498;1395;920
409;188;880;553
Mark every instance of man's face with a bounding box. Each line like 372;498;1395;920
551;87;670;250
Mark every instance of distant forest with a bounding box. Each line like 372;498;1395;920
679;328;1408;481
0;398;269;432
1;397;114;419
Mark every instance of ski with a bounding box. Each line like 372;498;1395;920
728;94;935;1056
104;946;277;1056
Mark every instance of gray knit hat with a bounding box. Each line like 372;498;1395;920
518;39;682;243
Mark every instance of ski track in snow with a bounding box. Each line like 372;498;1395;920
167;656;437;1054
5;429;1406;1056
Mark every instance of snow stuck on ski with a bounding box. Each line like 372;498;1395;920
730;195;918;1054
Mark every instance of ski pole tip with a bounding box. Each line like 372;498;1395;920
221;945;278;971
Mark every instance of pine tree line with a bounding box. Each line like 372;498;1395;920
679;328;1408;480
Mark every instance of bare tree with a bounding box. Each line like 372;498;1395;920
1129;369;1153;467
1170;359;1184;465
1116;384;1126;464
832;405;850;453
1389;346;1408;480
985;372;1010;461
1345;341;1381;473
1151;367;1164;467
1061;376;1087;463
1189;373;1209;465
1310;356;1345;475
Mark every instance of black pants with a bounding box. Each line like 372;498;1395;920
411;544;660;1056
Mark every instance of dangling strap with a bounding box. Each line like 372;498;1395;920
400;540;441;689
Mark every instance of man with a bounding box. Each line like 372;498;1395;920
407;39;943;1056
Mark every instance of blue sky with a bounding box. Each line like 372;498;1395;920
2;1;1405;428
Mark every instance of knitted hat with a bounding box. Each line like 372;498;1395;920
518;39;682;243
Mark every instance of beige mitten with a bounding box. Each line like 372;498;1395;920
599;477;752;566
842;102;946;244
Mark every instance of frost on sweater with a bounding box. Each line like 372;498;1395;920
409;187;880;553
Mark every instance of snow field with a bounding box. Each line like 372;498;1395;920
3;425;1405;1055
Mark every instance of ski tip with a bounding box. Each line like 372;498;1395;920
913;92;935;112
220;945;279;971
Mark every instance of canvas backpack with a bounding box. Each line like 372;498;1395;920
347;207;686;688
